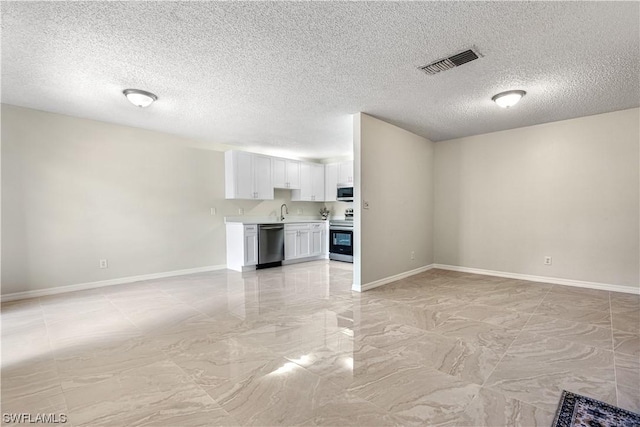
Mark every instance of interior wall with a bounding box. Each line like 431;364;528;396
1;105;322;295
434;107;640;289
355;113;434;289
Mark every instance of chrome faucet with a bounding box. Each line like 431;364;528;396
280;203;289;221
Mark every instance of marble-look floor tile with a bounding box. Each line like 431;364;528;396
40;296;115;325
205;349;401;427
390;331;503;385
500;332;615;382
610;292;640;313
205;358;327;426
347;363;480;426
465;290;547;313
543;288;611;311
432;318;519;354
534;301;612;328
617;384;640;413
46;307;141;351
485;360;617;412
63;360;234;427
1;326;52;368
613;329;640;357
3;261;629;426
457;387;555;427
523;314;613;350
54;336;166;391
615;351;640;391
169;336;278;388
0;392;69;426
1;358;62;405
147;313;239;354
449;304;531;329
611;309;640;334
548;285;610;300
353;319;429;353
284;343;390;389
359;299;456;331
109;296;206;333
1;301;45;334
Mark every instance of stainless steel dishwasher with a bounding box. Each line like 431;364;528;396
258;224;285;268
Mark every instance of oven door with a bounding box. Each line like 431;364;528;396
329;227;353;256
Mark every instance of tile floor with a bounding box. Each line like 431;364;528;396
1;261;638;426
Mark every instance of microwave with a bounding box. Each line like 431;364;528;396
337;186;353;202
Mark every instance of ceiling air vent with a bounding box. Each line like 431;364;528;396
419;49;480;75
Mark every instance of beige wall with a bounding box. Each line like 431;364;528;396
355;113;434;289
1;105;321;295
434;108;640;289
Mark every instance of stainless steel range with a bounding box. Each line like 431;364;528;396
329;209;353;263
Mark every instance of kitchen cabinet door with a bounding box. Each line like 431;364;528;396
225;150;253;199
272;158;287;188
298;229;311;258
244;227;258;266
253;154;274;199
338;161;354;185
225;151;273;200
311;163;325;202
310;226;323;256
273;158;300;189
293;162;312;201
324;163;338;202
286;160;301;189
284;229;298;260
226;223;258;271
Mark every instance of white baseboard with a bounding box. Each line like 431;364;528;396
355;264;435;292
433;264;639;295
1;265;228;302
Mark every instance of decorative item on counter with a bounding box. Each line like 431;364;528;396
319;207;330;220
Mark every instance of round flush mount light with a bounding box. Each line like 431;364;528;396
492;90;526;108
123;89;158;108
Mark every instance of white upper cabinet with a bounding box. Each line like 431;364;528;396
338;161;354;185
324;163;338;202
292;162;325;202
272;158;301;189
311;163;325;201
225;151;274;200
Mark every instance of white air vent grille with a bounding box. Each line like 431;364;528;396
420;49;480;75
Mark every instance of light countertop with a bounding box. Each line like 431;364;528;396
224;216;329;225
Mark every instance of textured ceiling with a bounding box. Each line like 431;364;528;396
2;2;639;159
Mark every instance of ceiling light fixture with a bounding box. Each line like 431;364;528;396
123;89;158;108
492;90;526;108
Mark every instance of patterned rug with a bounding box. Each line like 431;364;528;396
552;390;640;427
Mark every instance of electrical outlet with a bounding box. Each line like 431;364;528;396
544;256;552;265
363;200;370;209
238;208;244;215
99;259;108;269
297;208;302;214
411;251;415;260
210;208;216;216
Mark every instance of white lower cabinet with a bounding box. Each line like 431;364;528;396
226;223;258;271
310;223;323;256
227;222;327;271
284;223;311;260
